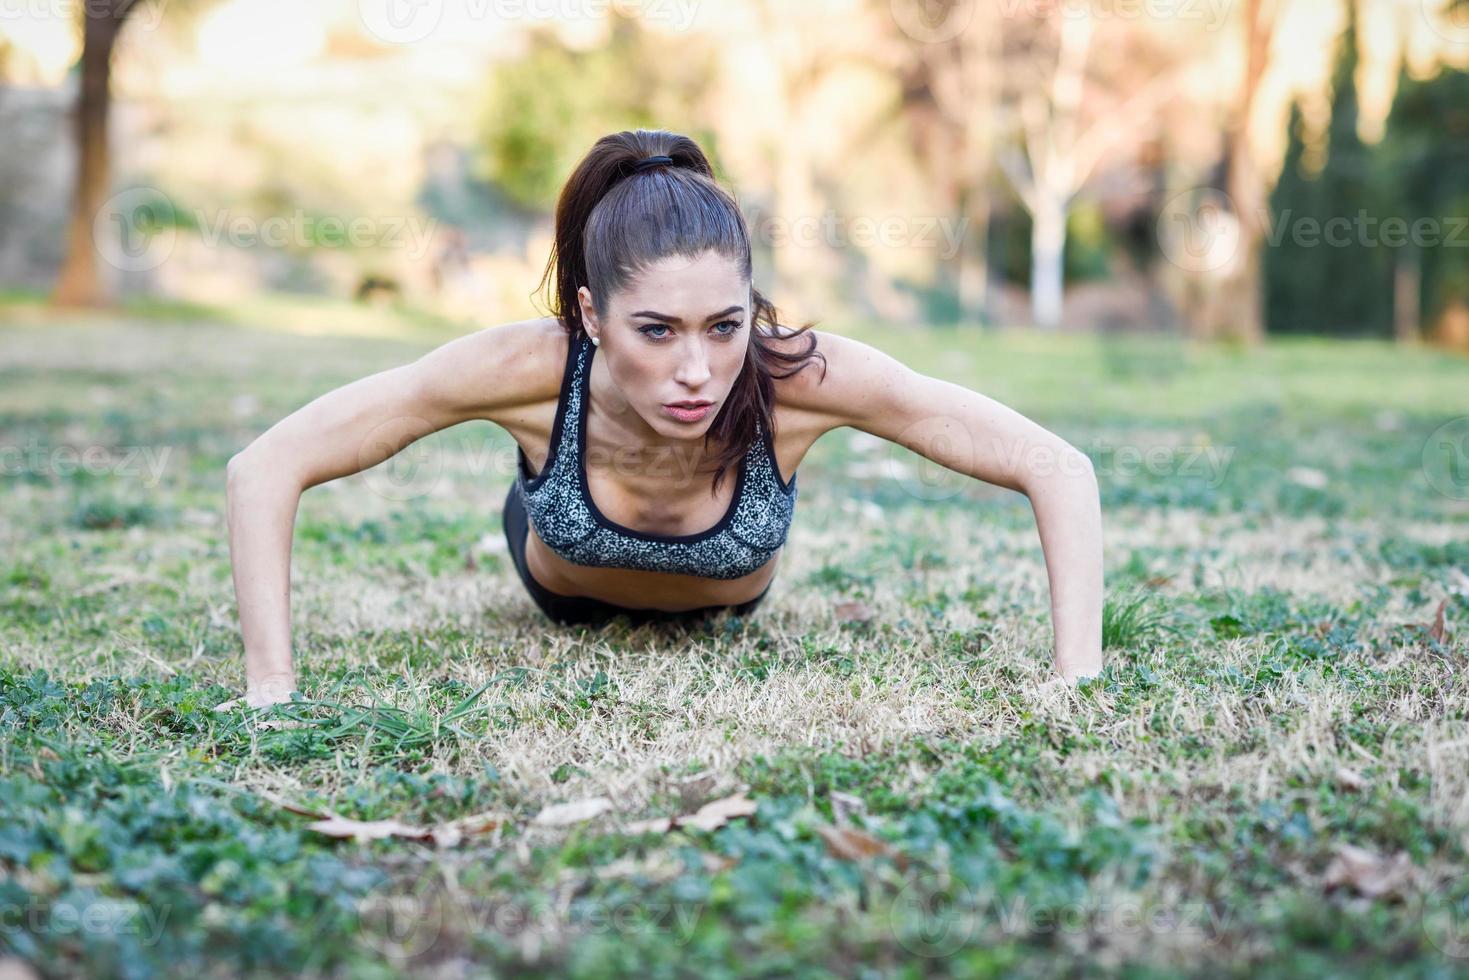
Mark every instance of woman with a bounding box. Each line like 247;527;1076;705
221;129;1103;710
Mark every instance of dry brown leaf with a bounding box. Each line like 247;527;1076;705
816;823;892;860
622;791;759;836
1334;766;1367;792
532;796;614;827
680;792;758;832
1143;574;1175;588
257;788;504;847
594;852;684;883
815;823;911;871
429;811;508;848
1322;844;1415;899
1427;598;1449;645
308;815;430;843
834;600;874;624
253;787;332;819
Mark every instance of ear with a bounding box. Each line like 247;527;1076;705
577;286;598;335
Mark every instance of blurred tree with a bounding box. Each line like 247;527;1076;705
51;0;148;308
1374;62;1469;343
1264;0;1393;336
993;5;1184;330
872;0;997;326
475;13;718;211
1193;0;1278;346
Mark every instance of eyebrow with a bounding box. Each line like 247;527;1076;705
628;305;744;326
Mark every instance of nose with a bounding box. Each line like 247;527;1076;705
674;337;712;389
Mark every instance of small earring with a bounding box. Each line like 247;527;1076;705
591;335;600;346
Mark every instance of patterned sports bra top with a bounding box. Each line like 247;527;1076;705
514;329;799;579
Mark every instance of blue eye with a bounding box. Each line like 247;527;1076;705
638;320;743;341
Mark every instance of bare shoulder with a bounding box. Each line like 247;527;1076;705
408;315;570;429
764;327;917;436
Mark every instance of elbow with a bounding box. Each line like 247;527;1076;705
1064;446;1097;487
1021;443;1097;498
226;447;275;494
226;449;253;487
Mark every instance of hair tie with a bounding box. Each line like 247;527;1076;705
631;155;674;173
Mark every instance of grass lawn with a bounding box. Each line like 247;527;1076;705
1;297;1467;978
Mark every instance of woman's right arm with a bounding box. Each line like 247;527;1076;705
219;317;560;709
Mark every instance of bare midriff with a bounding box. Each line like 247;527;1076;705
523;526;782;611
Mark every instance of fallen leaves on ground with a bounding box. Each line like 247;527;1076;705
623;791;758;835
1427;598;1448;645
532;796;614;827
1322;844;1415;899
256;787;506;848
834;600;874;624
814;822;909;870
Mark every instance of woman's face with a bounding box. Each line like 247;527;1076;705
578;249;751;448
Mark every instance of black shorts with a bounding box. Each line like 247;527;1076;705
500;481;770;628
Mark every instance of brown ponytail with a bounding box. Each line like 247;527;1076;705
533;128;826;495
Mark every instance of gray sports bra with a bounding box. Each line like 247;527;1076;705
513;329;798;579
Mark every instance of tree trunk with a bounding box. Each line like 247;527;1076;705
1031;195;1065;329
1394;248;1421;344
52;5;129;309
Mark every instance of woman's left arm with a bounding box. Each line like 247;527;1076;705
798;331;1103;683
